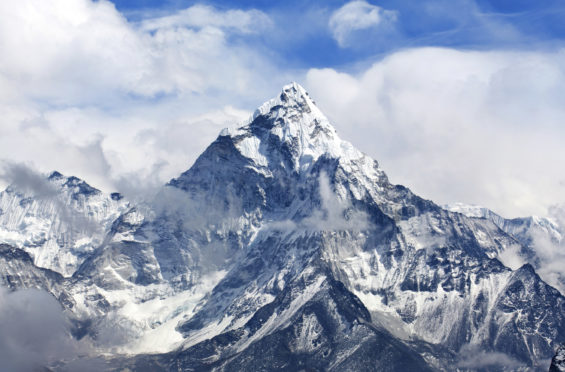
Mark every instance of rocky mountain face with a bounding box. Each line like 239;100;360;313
550;344;565;372
0;83;564;371
446;202;565;293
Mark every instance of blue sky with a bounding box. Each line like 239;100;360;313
0;0;565;217
110;0;565;69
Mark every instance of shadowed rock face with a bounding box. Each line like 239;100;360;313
1;83;565;371
551;344;565;372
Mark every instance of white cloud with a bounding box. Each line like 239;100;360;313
140;4;273;34
304;172;369;232
529;204;565;291
0;0;276;102
0;0;287;193
329;1;398;47
306;47;565;217
497;244;527;271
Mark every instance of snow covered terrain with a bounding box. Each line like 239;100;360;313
446;202;565;293
0;171;128;276
0;83;564;371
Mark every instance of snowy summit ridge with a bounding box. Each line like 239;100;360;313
220;82;366;173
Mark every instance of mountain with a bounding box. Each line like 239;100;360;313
0;171;128;276
0;83;564;371
445;202;565;293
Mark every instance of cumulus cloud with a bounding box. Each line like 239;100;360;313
306;47;565;217
329;1;398;47
0;0;277;102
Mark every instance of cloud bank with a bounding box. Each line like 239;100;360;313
306;47;565;217
0;0;285;194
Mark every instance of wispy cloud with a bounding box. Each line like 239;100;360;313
0;162;102;234
529;204;565;291
270;172;369;233
139;4;273;34
457;344;525;369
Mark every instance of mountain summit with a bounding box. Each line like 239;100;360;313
221;82;357;171
1;83;564;371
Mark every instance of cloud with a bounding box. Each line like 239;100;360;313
527;204;565;292
549;204;565;229
497;244;527;271
0;0;286;194
306;47;565;217
457;344;524;369
304;172;369;231
329;1;398;47
0;288;81;372
0;287;113;371
271;172;369;233
0;0;278;103
140;4;272;34
0;161;59;199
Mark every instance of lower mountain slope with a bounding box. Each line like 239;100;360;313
117;267;434;371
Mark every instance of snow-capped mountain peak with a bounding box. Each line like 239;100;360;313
220;82;363;173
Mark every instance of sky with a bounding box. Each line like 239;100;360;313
0;0;565;218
